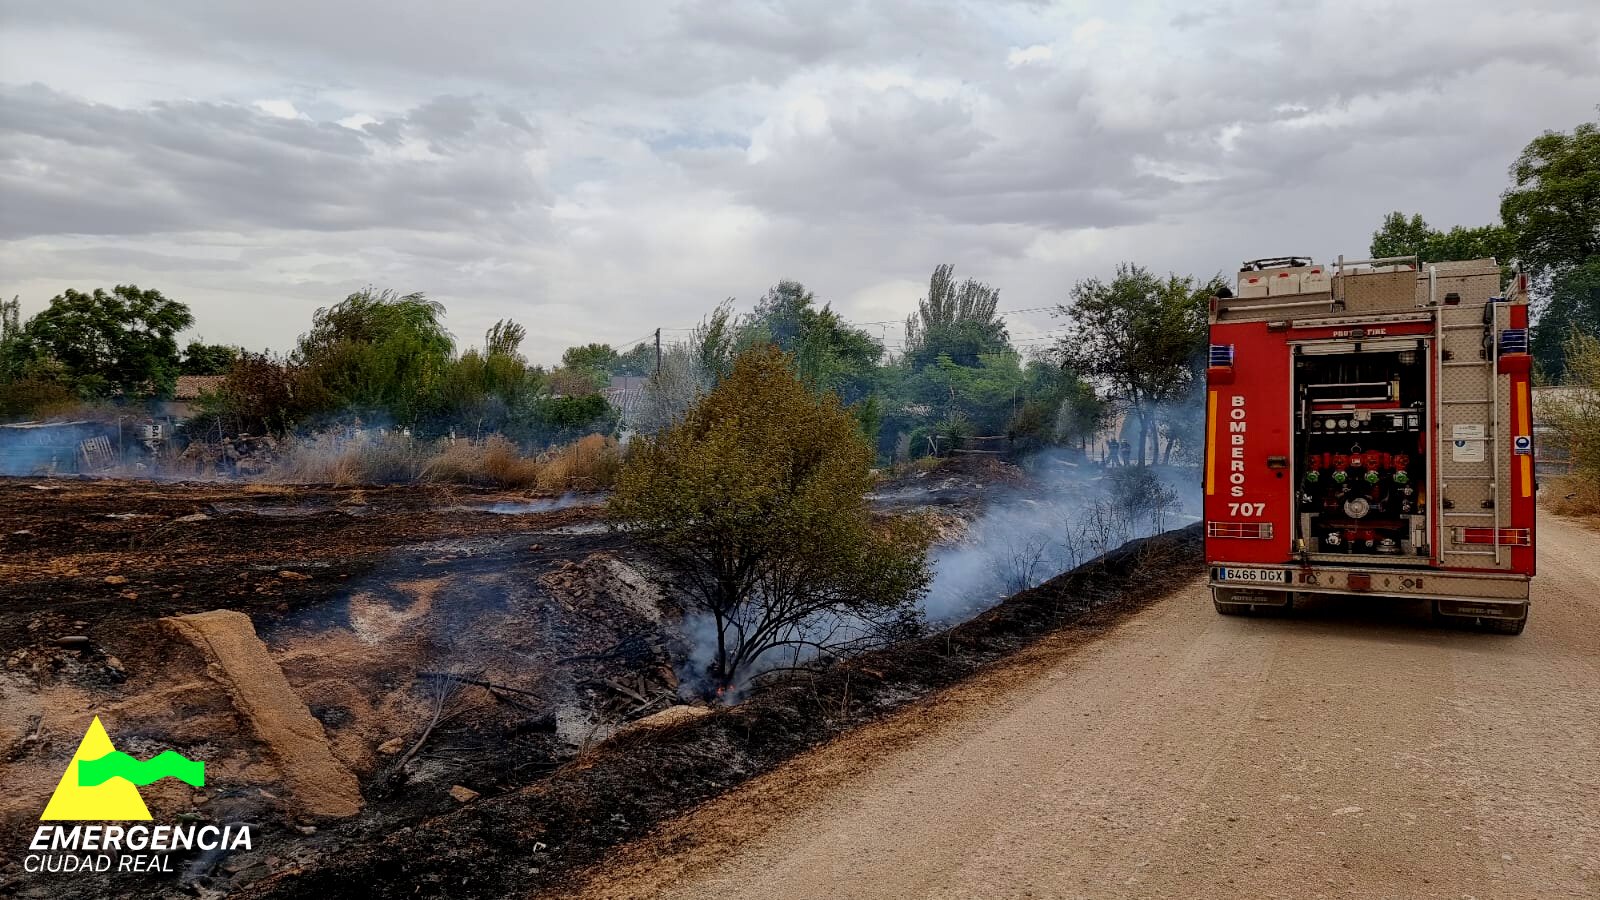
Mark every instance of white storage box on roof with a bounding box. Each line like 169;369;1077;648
1301;265;1330;293
1267;270;1303;296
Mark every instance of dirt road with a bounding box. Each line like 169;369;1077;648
573;515;1599;900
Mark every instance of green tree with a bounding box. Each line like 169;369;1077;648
613;341;656;377
749;281;813;348
561;343;619;386
1531;258;1600;381
181;341;240;376
747;281;883;400
528;393;614;431
0;297;21;374
1501;121;1600;282
1369;212;1435;259
792;304;883;401
918;351;1027;432
904;264;1009;369
1369;211;1514;264
484;319;527;358
609;347;929;695
433;320;540;436
1057;264;1216;466
298;288;451;360
203;352;304;436
695;300;742;384
0;297;76;419
17;285;194;399
1501;120;1600;376
1427;224;1517;263
1008;354;1105;452
294;288;453;424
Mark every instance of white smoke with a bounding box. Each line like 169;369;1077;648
918;452;1201;624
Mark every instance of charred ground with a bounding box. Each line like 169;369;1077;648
0;477;674;898
0;462;1197;899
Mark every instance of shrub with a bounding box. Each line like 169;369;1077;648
0;376;77;420
1546;474;1600;517
1546;333;1600;516
610;347;930;695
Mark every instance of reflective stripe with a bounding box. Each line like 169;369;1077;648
1515;379;1532;498
1205;390;1218;496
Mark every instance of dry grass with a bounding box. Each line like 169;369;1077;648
421;435;541;489
270;432;428;485
264;431;616;490
536;433;621;492
1544;474;1600;520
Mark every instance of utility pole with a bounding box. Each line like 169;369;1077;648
654;328;661;376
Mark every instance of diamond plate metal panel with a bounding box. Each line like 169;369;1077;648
1436;300;1513;569
1340;269;1418;312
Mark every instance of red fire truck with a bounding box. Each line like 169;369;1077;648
1204;256;1535;633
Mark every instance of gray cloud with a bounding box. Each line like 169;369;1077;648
0;0;1597;364
0;85;547;240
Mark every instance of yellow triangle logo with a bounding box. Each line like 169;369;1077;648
40;716;151;821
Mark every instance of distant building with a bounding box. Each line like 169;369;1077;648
0;420;118;475
155;375;228;423
603;375;649;426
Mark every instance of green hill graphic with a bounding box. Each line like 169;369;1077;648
77;750;206;788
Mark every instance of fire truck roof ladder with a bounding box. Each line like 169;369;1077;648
1334;254;1422;275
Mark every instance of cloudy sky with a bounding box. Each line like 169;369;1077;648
2;0;1597;364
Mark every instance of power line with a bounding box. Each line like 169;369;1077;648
612;331;660;351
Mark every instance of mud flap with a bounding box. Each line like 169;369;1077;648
1214;587;1291;607
1212;586;1291;615
1432;599;1529;635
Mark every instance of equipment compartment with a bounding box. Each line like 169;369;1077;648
1293;341;1429;558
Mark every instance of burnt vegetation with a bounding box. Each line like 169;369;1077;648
237;525;1200;900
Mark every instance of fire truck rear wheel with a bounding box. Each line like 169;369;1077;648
1213;598;1251;616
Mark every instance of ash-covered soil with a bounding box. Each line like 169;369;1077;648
0;477;679;899
0;460;1180;900
239;526;1203;900
0;479;619;648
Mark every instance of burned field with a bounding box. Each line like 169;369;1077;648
0;478;678;897
0;462;1197;899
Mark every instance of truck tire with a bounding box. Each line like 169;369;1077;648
1213;598;1251;616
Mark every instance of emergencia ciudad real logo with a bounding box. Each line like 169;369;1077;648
24;716;252;875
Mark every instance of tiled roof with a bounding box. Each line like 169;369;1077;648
174;375;228;400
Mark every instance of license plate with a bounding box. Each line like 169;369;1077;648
1218;567;1288;585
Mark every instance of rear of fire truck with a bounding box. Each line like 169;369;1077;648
1204;255;1536;633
